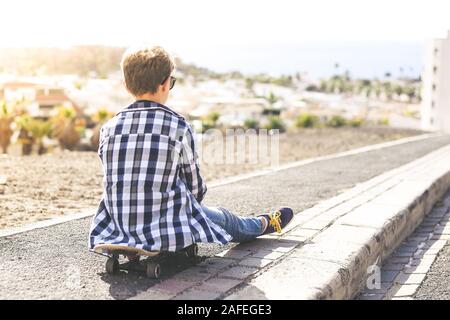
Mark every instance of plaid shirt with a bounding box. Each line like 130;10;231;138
88;100;232;252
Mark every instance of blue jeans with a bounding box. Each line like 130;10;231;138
202;205;264;243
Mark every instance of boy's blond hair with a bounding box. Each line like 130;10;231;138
121;46;175;96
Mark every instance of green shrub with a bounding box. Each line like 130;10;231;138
305;84;319;92
295;113;319;128
207;112;220;124
263;116;285;132
403;110;418;118
200;112;221;133
244;119;259;129
378;118;390;126
348;117;364;127
327;115;347;128
200;121;216;133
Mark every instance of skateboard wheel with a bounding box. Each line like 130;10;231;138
106;257;119;274
184;244;198;258
146;261;162;279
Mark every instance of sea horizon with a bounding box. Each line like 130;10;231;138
175;41;424;80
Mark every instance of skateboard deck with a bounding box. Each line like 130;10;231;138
93;243;159;257
92;243;199;279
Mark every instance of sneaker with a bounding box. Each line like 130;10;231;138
258;207;294;235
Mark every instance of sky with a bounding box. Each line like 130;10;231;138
1;0;450;78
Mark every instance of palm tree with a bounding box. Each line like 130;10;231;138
28;119;52;154
267;92;278;105
0;101;14;154
373;80;382;99
334;62;340;73
245;78;255;96
382;82;393;100
51;106;82;150
394;85;404;99
15;115;35;155
319;79;328;92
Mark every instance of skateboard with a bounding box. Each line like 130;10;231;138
93;243;199;279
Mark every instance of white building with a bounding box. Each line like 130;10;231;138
0;82;81;119
421;30;450;133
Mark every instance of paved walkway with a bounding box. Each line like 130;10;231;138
358;189;450;300
1;135;450;299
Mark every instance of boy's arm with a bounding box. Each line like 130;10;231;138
97;124;110;158
180;124;207;203
97;126;105;157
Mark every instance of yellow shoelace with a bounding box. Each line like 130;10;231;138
268;210;282;233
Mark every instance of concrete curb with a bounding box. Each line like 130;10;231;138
222;144;450;300
0;132;440;239
0;208;96;238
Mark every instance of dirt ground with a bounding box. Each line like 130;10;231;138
0;126;424;230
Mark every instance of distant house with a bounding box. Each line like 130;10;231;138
188;97;269;127
0;82;82;119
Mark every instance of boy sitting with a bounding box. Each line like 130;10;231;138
88;46;293;253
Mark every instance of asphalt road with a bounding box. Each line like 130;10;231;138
1;135;450;299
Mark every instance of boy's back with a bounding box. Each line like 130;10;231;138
88;100;231;252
